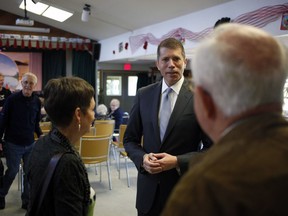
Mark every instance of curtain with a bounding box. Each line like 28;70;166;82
42;50;66;87
72;50;95;87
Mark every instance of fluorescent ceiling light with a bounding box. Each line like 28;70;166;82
19;0;48;15
42;6;73;22
19;0;73;22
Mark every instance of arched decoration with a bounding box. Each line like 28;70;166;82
129;3;288;53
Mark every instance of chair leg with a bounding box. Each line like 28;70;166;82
117;151;121;172
99;163;102;182
124;156;130;187
106;161;112;190
18;164;21;191
111;145;117;160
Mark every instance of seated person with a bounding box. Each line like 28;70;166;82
95;104;109;120
108;98;123;133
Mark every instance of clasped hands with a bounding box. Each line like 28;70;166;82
142;153;177;174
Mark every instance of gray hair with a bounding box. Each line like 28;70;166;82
192;23;288;117
97;104;108;115
22;72;37;85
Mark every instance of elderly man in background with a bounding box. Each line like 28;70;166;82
0;72;42;210
108;98;124;132
162;23;288;215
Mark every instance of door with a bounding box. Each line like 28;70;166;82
102;71;138;113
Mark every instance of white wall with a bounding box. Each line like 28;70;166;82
99;0;288;63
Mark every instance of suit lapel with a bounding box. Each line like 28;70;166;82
151;82;162;144
161;80;193;144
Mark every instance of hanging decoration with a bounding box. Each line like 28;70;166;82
28;40;32;49
21;40;25;49
143;41;148;50
129;3;288;53
0;35;93;51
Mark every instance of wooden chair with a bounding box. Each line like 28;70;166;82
112;124;131;187
79;135;112;190
73;127;96;152
40;121;52;135
94;120;115;158
94;120;115;136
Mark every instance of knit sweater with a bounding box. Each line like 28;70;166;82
0;91;42;145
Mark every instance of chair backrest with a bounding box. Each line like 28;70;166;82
40;121;52;134
73;127;96;152
80;135;111;164
84;127;96;136
94;120;115;137
118;124;127;148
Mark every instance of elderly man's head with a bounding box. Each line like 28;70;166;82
110;99;120;112
191;23;288;141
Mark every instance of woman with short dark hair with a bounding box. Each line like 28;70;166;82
27;77;95;216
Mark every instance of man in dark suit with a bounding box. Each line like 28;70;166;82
124;38;212;216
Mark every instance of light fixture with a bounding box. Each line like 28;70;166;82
19;0;74;22
0;25;50;33
42;6;73;22
19;0;48;15
81;4;91;22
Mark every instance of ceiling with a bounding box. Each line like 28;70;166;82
0;0;234;64
0;0;233;41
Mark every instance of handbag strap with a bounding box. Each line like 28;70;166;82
35;152;66;215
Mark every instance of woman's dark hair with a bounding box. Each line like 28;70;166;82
44;76;95;127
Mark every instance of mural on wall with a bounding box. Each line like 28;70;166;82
0;52;42;91
0;52;20;91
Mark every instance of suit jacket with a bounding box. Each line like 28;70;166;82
162;113;288;216
124;79;212;214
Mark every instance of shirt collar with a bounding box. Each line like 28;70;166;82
161;76;184;95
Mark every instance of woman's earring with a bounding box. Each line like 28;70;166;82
78;123;81;131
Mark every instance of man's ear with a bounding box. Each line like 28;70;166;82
156;60;160;71
196;86;216;120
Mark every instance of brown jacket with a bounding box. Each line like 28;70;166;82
162;113;288;216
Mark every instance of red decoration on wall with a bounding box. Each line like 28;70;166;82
143;41;148;50
48;41;52;49
87;43;92;51
63;42;66;50
81;43;85;50
43;41;47;49
125;42;129;50
21;39;25;49
36;40;40;49
0;39;2;47
13;39;17;48
56;41;60;50
69;42;73;50
129;3;288;53
28;40;32;49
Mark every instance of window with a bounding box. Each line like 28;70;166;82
106;76;122;96
128;76;138;96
